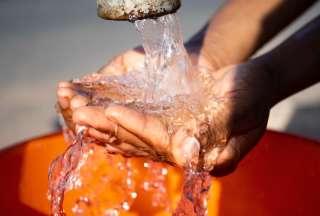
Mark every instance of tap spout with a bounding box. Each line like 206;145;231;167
97;0;181;21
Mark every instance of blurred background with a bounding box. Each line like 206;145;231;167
0;0;319;149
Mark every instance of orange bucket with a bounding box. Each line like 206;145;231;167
0;131;320;215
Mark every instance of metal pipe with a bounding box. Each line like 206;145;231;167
97;0;181;21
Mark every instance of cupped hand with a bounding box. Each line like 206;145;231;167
57;47;273;176
57;47;208;167
205;60;273;176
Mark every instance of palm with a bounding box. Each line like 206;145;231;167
57;49;271;176
206;62;270;176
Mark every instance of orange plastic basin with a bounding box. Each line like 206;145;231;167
0;131;319;216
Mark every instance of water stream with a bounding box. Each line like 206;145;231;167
173;171;211;216
49;14;219;216
48;126;87;216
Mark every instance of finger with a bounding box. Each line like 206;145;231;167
116;142;150;157
56;82;77;129
73;106;153;153
57;86;76;109
98;50;144;75
209;142;239;177
86;127;119;154
171;128;200;168
97;62;124;76
88;127;151;157
73;106;117;131
70;95;90;111
104;104;170;153
121;50;144;71
87;127;113;144
58;81;73;88
210;124;266;177
105;144;124;154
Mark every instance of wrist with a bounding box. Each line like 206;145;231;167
185;25;233;71
253;53;281;109
185;40;233;72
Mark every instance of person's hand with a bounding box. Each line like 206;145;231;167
57;46;213;166
57;49;145;131
57;45;273;176
204;60;273;176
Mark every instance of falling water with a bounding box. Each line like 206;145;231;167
49;13;220;215
134;14;192;102
48;126;87;216
173;171;211;216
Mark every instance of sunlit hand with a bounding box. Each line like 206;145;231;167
57;47;205;167
57;47;272;176
203;61;272;176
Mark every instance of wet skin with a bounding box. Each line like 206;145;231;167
57;0;320;176
57;49;272;176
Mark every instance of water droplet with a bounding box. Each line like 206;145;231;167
143;181;150;190
143;162;150;168
161;168;168;176
104;209;119;216
126;178;132;186
121;202;130;211
131;192;138;199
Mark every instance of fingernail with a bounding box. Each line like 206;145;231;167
181;136;200;168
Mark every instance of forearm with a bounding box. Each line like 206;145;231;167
261;15;320;106
187;0;316;69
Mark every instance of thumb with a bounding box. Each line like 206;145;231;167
104;104;170;154
171;128;201;168
210;125;266;177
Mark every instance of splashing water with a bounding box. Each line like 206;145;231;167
48;126;87;216
48;125;172;215
49;13;220;215
173;171;211;216
141;161;170;208
48;133;171;215
135;14;192;102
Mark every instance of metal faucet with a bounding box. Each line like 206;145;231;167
97;0;181;21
